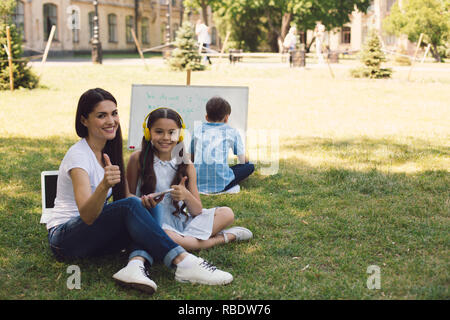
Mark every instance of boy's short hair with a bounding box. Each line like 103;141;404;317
206;96;231;122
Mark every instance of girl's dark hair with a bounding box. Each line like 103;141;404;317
75;88;126;201
139;108;188;217
206;96;231;122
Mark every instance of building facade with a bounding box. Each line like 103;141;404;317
326;0;414;54
12;0;210;55
12;0;412;56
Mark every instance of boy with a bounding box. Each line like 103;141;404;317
190;96;254;194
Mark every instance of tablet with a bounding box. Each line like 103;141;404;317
148;188;174;198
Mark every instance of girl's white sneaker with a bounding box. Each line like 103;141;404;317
175;255;233;285
222;226;253;243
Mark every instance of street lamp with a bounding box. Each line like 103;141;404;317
91;0;102;64
166;0;172;44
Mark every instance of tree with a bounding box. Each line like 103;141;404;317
205;0;371;52
168;21;205;71
350;30;392;79
279;0;372;52
184;0;222;25
383;0;450;62
0;0;39;90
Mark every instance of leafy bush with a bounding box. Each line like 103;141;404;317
0;23;39;90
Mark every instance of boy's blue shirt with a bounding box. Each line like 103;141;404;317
191;122;244;193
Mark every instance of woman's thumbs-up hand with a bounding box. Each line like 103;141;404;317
170;176;188;202
102;153;121;188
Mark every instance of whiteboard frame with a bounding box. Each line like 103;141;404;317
127;84;249;151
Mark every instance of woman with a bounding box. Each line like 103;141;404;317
46;88;233;294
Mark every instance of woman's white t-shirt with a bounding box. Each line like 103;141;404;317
46;138;111;230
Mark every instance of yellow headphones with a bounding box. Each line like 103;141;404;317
142;107;186;142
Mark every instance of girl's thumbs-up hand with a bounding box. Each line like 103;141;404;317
102;153;121;188
170;176;188;202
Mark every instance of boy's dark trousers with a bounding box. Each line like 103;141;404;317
223;163;255;191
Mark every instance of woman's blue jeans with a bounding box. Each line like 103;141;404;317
47;197;185;268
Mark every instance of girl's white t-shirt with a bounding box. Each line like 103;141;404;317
46;138;111;230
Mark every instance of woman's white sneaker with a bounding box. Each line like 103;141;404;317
175;254;233;285
112;263;157;294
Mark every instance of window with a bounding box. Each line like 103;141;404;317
43;3;58;40
88;11;95;40
13;1;25;40
141;18;149;44
385;34;396;45
126;16;135;43
70;8;80;43
172;23;179;41
362;26;368;44
141;18;150;44
341;26;351;44
161;22;167;44
108;14;117;42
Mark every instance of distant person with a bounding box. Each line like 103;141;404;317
283;26;298;66
315;22;325;64
190;96;255;194
283;26;297;51
126;107;253;251
195;19;212;65
46;88;234;295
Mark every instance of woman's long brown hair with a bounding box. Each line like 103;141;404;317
75;88;126;201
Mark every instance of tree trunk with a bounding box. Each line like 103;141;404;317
306;36;316;53
265;9;280;52
430;43;442;62
280;13;292;40
277;13;292;53
201;1;208;26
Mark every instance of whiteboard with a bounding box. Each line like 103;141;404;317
128;84;249;151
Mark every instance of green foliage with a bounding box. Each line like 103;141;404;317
0;0;16;23
214;0;264;51
0;2;39;90
198;0;371;52
383;0;450;62
168;21;205;71
351;30;392;79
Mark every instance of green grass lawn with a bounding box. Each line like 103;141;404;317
0;59;449;299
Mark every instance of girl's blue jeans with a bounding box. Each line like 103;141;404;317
47;197;185;268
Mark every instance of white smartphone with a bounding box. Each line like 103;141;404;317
148;188;174;199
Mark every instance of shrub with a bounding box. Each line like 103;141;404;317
168;21;205;71
0;22;39;90
350;30;392;79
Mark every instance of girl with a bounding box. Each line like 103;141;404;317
127;107;253;251
47;88;234;295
